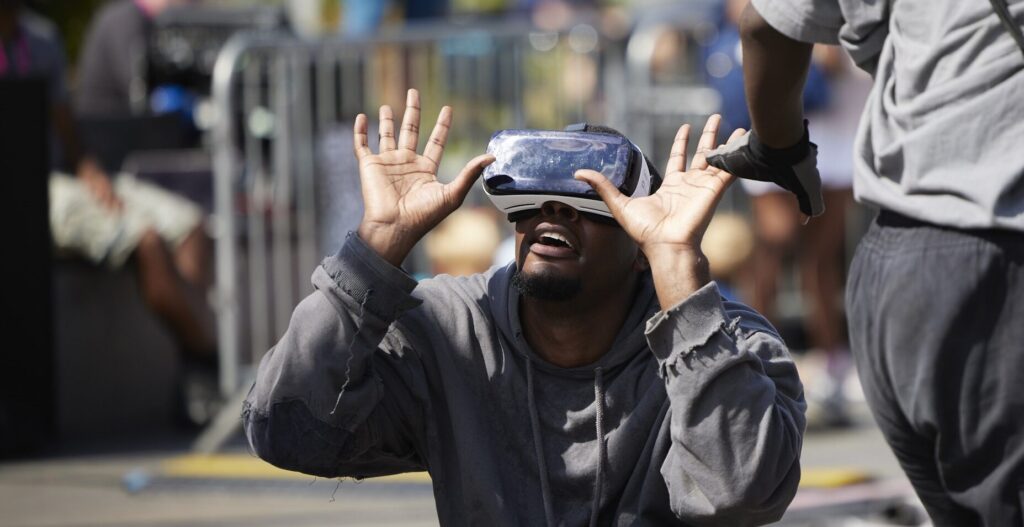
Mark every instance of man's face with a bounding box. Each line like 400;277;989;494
513;201;641;302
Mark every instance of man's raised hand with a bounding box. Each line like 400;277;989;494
574;115;746;307
354;89;494;266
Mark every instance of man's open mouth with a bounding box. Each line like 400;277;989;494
537;232;575;251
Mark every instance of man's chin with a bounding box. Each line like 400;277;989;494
511;268;582;301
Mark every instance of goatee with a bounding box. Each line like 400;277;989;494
511;269;582;301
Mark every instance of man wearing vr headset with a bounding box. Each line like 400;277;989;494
243;89;805;526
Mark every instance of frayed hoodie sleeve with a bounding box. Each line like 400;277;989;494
644;282;806;526
242;232;429;479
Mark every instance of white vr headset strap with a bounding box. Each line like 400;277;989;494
628;145;652;199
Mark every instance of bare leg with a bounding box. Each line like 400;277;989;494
746;192;801;323
800;188;855;426
800;188;852;351
174;225;212;290
135;229;215;357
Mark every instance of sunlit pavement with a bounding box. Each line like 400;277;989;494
0;404;922;527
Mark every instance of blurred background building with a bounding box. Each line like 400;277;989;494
0;1;924;525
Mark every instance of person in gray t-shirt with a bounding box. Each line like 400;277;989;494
706;0;1024;525
76;0;152;117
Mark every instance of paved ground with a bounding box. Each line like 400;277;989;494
0;404;922;527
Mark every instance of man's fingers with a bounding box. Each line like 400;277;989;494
707;166;736;189
353;113;372;159
690;114;722;170
398;89;421;151
574;169;629;217
446;153;495;205
709;127;746;186
378;105;396;152
423;106;452;167
665;124;691;175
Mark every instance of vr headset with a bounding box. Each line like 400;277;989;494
481;124;658;222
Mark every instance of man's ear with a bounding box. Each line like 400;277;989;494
634;250;650;272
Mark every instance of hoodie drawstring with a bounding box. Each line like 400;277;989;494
589;366;605;527
527;359;557;527
526;360;607;527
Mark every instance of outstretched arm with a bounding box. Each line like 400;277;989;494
739;2;814;149
244;89;493;478
355;89;494;265
577;117;805;525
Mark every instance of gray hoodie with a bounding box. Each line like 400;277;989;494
243;233;806;526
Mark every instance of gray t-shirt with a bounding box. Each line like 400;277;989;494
75;0;149;117
751;0;1024;231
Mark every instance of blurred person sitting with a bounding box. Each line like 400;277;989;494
68;0;216;425
0;0;215;428
48;0;214;357
2;0;209;346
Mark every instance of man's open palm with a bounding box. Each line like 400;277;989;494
575;115;744;258
354;89;493;265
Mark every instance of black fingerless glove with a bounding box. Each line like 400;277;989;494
706;121;824;217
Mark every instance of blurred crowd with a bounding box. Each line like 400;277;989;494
2;0;868;452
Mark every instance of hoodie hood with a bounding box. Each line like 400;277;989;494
486;262;660;377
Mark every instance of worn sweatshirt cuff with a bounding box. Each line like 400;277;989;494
317;231;422;319
645;282;728;363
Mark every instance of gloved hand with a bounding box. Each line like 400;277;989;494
705;121;824;217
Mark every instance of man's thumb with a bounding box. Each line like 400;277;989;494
574;169;628;216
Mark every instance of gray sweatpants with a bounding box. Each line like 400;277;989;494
846;211;1024;526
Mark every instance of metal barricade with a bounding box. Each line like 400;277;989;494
621;1;742;211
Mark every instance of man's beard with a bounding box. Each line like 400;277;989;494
511;269;582;301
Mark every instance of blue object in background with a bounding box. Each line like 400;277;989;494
122;468;152;494
150;84;196;124
342;0;386;36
